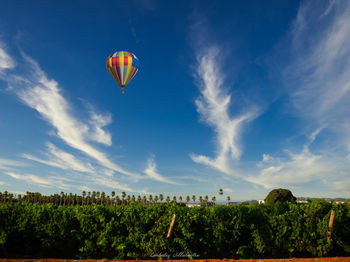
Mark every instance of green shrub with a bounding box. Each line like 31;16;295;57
0;202;349;259
264;188;296;204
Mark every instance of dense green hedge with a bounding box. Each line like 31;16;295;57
0;200;349;259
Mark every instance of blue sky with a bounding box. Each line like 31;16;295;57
1;0;350;200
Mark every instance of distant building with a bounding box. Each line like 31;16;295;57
186;203;201;207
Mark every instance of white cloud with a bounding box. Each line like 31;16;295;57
88;112;112;146
3;52;138;178
175;175;211;183
191;47;257;174
248;129;350;191
0;157;25;170
76;185;93;192
333;178;350;194
222;188;233;193
252;1;350;195
91;174;151;194
143;156;180;185
22;143;94;173
282;1;350;150
0;181;4;185
248;147;331;189
5;171;70;189
0;43;15;71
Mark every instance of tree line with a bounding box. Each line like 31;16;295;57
0;189;231;206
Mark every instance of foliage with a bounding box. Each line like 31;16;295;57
264;188;296;204
0;201;349;259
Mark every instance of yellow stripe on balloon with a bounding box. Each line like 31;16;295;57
124;54;133;86
120;52;125;84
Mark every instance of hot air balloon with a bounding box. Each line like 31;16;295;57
106;51;139;94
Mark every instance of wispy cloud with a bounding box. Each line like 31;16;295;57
281;1;350;150
0;181;4;185
255;1;350;194
143;156;180;185
3;51;138;177
0;157;25;170
175;175;211;183
22;143;94;173
88;112;112;146
333;178;350;194
190;47;257;174
91;174;151;194
248;128;350;195
249;148;330;189
0;42;15;71
5;171;71;189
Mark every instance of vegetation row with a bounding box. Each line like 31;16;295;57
0;200;349;259
0;190;227;206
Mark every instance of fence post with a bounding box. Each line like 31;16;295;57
327;210;335;242
167;214;176;238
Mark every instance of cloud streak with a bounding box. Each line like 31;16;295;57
0;158;26;170
0;43;15;71
191;47;257;174
249;148;330;189
3;52;138;177
6;171;71;190
254;0;350;195
281;1;350;150
143;156;180;185
22;143;95;173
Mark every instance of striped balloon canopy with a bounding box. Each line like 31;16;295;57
106;51;139;94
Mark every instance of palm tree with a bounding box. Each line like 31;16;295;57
137;195;142;204
179;196;183;204
116;196;121;205
219;188;223;195
186;195;190;205
205;195;209;207
159;194;164;203
212;196;216;205
126;195;131;205
173;196;177;203
87;191;91;205
92;191;96;204
3;191;8;203
142;195;147;205
82;191;86;205
8;193;14;204
96;192;100;204
60;192;64;205
192;195;196;204
121;192;126;204
199;196;203;206
148;194;153;205
166;196;170;204
101;192;106;205
154;195;159;204
111;191;115;206
68;193;73;205
227;196;231;205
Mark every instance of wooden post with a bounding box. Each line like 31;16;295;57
327;210;335;241
167;214;176;238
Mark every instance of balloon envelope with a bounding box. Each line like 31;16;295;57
106;51;139;90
